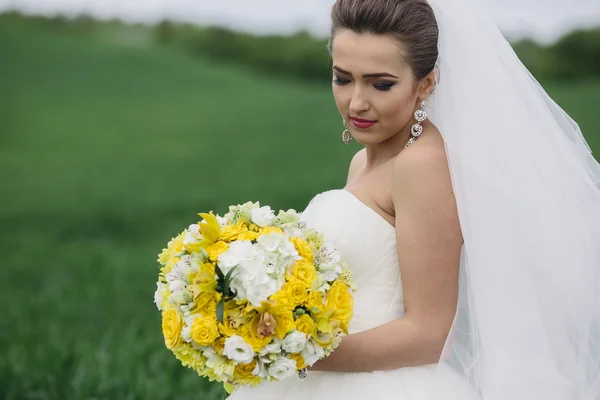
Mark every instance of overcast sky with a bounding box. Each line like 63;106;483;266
1;0;599;43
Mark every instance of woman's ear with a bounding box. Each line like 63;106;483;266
418;70;437;99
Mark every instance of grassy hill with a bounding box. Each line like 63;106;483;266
0;19;598;400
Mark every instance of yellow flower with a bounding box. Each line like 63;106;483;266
272;281;308;307
290;353;307;370
191;291;220;317
207;241;229;262
304;291;325;316
326;281;354;326
213;337;227;355
162;309;183;349
198;212;221;247
287;260;317;286
241;314;271;351
219;301;248;337
259;226;284;235
221;221;249;242
290;237;314;263
234;360;262;385
237;231;260;241
251;301;295;340
294;314;315;336
172;342;206;369
190;316;220;346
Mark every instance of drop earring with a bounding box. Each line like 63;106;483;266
342;119;352;144
405;99;427;148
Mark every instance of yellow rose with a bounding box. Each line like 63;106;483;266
294;314;315;336
290;237;314;263
326;281;354;324
162;309;183;349
237;231;260;241
272;281;308;307
190;316;220;346
207;241;229;262
287;260;317;286
220;221;249;242
191;291;220;317
304;291;325;316
234;360;261;385
258;226;284;236
290;353;307;370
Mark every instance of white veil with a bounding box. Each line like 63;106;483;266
427;0;600;399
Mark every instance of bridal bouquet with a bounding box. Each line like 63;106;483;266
154;201;355;389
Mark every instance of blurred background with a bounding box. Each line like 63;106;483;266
0;0;598;399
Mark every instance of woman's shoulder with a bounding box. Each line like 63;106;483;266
392;129;450;191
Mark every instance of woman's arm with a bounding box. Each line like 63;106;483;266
313;141;463;372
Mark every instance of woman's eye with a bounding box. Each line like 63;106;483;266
373;82;395;91
333;76;351;86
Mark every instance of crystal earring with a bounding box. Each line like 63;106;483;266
342;119;352;144
405;99;427;148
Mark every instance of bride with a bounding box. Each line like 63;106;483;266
228;0;600;399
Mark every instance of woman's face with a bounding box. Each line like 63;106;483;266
330;29;420;145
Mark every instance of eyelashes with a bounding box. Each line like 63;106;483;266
332;76;395;92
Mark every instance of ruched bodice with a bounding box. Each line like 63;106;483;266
300;189;405;334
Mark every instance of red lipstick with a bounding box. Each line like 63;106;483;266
351;117;377;129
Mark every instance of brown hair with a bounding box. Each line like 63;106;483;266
328;0;439;81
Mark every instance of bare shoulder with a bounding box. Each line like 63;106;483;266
392;131;454;205
393;131;450;185
347;148;367;184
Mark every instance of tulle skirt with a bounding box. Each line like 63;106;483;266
227;363;479;400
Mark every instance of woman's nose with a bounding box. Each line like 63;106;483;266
349;87;369;114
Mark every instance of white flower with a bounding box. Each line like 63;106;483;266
154;282;166;310
252;359;269;379
259;338;283;356
251;206;276;227
217;241;257;272
301;339;325;366
267;356;297;380
315;243;342;266
281;331;307;353
283;226;303;238
223;335;255;364
183;224;202;246
318;263;343;282
204;347;235;378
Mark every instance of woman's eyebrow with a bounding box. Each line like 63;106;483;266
333;65;398;79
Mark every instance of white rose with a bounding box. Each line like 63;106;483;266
251;206;276;227
259;338;283;356
223;335;255;364
154;282;166;310
267;356;297;380
301;339;325;367
281;331;307;353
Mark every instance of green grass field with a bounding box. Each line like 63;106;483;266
1;20;599;400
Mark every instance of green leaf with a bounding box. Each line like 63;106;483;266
216;298;224;323
215;264;225;281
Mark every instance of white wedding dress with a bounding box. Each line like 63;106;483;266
228;189;478;400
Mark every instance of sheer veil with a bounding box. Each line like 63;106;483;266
426;0;600;399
